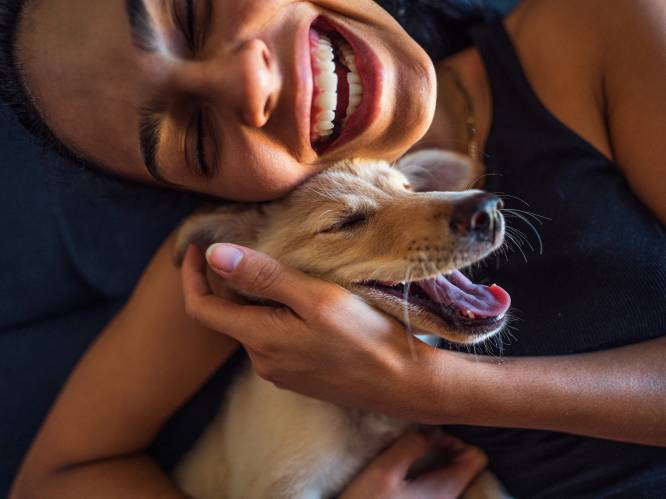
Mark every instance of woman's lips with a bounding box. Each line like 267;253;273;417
294;14;316;158
307;17;383;154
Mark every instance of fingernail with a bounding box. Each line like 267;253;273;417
206;244;244;273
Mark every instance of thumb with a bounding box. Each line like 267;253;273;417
205;243;342;315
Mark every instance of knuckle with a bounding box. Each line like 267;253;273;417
183;295;201;321
255;309;291;348
247;332;274;356
309;292;348;324
246;258;281;294
254;362;278;384
252;361;270;380
372;471;398;493
407;432;429;450
251;309;294;353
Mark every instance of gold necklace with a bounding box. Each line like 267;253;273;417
442;65;480;162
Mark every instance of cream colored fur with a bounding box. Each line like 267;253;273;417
173;151;513;499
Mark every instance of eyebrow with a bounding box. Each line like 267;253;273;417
138;108;168;183
127;0;212;183
126;0;169;182
126;0;159;53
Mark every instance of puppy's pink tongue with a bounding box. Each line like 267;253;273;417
417;271;511;319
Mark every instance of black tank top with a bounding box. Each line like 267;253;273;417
443;21;666;498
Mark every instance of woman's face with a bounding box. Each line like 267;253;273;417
19;0;436;201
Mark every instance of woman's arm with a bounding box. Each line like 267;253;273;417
418;337;666;445
9;236;490;499
10;233;240;499
185;239;666;447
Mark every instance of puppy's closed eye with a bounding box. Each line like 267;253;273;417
322;213;369;233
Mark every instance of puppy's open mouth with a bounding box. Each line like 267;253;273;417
357;271;511;342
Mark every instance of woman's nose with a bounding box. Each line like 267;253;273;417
179;39;280;128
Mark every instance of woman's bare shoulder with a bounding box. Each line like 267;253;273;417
503;0;615;159
509;0;665;54
507;0;666;221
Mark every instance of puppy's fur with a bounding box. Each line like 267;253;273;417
173;151;512;499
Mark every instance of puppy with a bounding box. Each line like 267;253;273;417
174;150;513;499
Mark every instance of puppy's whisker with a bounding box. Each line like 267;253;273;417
402;265;419;361
493;192;532;208
502;210;545;255
505;225;532;243
422;260;454;328
401;266;413;331
365;265;390;283
505;227;535;253
503;207;551;223
467;172;502;190
504;232;529;262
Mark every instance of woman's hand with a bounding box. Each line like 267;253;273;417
181;243;450;421
182;243;666;446
340;432;488;499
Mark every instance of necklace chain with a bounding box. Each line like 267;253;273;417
442;65;479;162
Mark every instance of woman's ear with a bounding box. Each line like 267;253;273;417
174;205;265;265
396;149;481;192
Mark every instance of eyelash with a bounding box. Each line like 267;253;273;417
172;0;196;51
173;0;217;178
173;0;212;54
195;112;209;176
322;213;369;233
183;110;212;178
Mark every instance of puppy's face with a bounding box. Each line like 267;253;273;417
178;151;510;344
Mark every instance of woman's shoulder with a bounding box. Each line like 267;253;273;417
504;0;666;223
507;0;664;67
500;0;630;161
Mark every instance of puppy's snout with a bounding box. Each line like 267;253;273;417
450;193;504;239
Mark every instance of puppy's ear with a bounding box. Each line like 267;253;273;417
174;205;265;265
396;149;480;192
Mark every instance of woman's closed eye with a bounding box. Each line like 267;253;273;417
171;0;218;179
170;0;212;54
184;108;218;178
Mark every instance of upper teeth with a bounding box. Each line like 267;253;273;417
311;33;364;143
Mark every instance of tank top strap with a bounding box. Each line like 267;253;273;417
467;20;614;188
468;20;546;128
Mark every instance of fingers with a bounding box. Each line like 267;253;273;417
411;434;488;498
181;245;292;345
205;243;349;316
367;432;431;482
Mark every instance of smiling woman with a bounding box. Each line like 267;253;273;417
14;0;436;200
2;0;666;498
0;1;490;497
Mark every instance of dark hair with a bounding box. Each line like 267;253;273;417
0;0;497;167
0;0;94;168
376;0;499;61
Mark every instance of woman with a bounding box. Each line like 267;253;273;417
2;0;665;497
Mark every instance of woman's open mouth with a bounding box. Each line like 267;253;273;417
308;18;382;154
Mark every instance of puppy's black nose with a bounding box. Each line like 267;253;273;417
450;193;503;238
